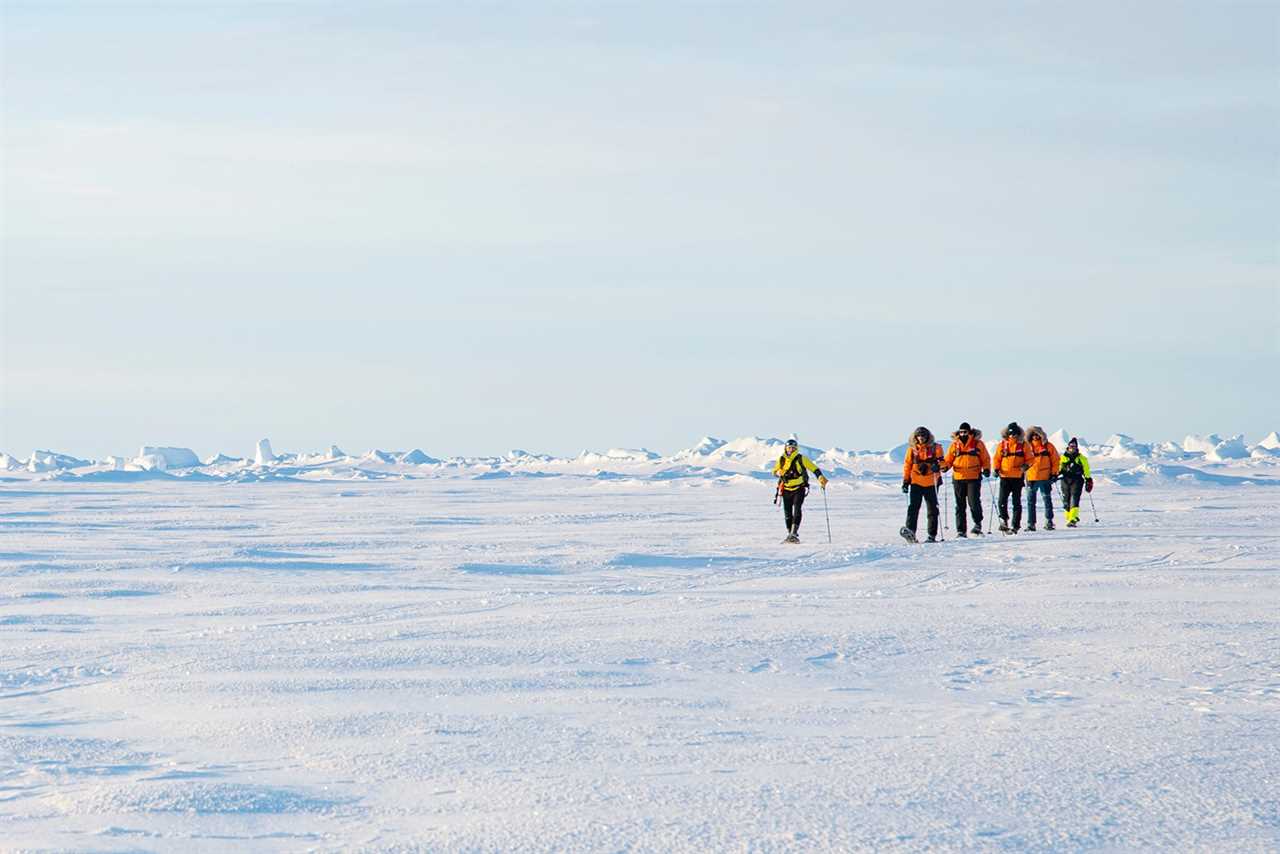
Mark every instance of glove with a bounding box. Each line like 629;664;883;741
818;475;828;488
982;469;991;478
1050;474;1058;484
1085;478;1093;492
902;481;910;494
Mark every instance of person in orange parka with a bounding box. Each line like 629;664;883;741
991;422;1030;534
942;421;991;537
901;426;945;542
1023;425;1061;531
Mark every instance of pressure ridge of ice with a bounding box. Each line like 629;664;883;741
7;430;1280;485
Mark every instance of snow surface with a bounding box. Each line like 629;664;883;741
1;434;1278;849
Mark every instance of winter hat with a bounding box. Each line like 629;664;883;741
958;421;972;432
1068;437;1079;450
1006;421;1022;437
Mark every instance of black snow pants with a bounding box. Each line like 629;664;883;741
906;483;939;539
1061;476;1084;511
782;487;806;533
998;477;1024;530
953;479;983;532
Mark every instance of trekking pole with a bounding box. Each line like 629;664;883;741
1087;488;1099;522
822;484;832;544
934;477;945;542
942;473;949;534
939;482;945;541
987;475;996;533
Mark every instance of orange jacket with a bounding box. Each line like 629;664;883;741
943;436;991;481
1025;439;1060;482
903;442;944;488
992;438;1030;479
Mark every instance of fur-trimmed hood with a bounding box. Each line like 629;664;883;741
1025;425;1047;443
908;426;936;446
951;427;983;441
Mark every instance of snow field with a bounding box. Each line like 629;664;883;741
1;476;1277;851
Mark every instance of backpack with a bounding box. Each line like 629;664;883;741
778;453;809;487
914;443;941;475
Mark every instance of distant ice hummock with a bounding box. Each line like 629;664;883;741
1048;428;1073;448
1183;433;1249;461
255;439;276;466
136;446;200;470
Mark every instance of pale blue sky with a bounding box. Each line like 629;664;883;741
3;2;1277;458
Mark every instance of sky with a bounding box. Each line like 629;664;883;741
2;2;1277;459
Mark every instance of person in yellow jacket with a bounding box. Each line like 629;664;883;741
1058;437;1094;527
991;422;1029;534
901;426;945;543
1023;425;1060;531
942;421;991;537
773;435;827;543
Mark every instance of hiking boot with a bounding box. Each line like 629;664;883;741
1026;524;1036;532
1067;519;1078;528
998;522;1010;533
957;531;967;538
1045;521;1055;531
926;536;937;543
971;525;983;535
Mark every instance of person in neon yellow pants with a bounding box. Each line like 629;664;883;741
1058;437;1093;527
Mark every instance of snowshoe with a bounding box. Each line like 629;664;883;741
899;526;918;544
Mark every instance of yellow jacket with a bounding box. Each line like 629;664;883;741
774;451;821;492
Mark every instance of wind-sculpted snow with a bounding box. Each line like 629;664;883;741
11;430;1280;486
2;473;1277;849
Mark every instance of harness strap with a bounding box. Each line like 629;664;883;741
779;454;809;483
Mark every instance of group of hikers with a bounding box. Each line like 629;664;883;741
772;423;1095;544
